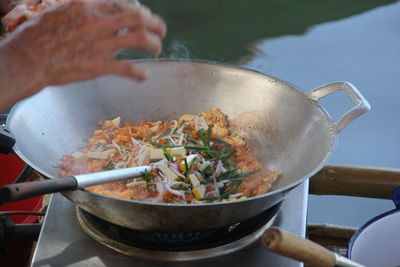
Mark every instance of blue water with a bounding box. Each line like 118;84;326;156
138;0;400;227
243;3;400;227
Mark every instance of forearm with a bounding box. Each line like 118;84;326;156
0;39;43;112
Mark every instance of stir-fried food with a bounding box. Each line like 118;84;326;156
56;108;280;203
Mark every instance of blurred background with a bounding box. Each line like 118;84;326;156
122;0;400;227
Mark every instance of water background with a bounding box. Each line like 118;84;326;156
129;0;400;227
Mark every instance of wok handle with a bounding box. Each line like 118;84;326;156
306;82;370;133
0;177;77;204
0;114;16;154
262;227;365;267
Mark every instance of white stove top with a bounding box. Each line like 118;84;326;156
30;181;308;267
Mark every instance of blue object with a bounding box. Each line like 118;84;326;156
391;186;400;209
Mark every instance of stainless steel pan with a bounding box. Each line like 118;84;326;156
4;59;370;231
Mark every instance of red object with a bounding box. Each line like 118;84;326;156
0;153;43;223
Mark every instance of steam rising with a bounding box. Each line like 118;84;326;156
167;39;193;59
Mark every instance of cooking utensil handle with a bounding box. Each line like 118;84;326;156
262;227;365;267
74;166;151;188
0;177;77;204
306;82;370;133
0;114;16;154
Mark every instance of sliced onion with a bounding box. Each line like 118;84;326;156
72;151;85;158
131;137;140;145
164;182;186;200
214;160;223;176
149;181;165;203
211;174;220;198
168;164;186;179
86;150;115;159
168;136;177;146
114;161;127;169
112;140;123;155
158;171;169;183
194;116;209;131
229;193;243;199
169;181;188;187
177;133;185;146
126;180;146;187
176;124;186;134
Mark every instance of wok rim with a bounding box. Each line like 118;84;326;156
9;58;336;208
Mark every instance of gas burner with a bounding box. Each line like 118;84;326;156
76;202;281;261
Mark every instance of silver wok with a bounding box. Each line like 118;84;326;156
6;60;370;231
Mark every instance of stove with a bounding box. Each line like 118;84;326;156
30;181;308;267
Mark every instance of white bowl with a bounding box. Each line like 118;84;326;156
348;188;400;267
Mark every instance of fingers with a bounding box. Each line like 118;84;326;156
99;61;150;82
96;5;166;39
99;29;163;57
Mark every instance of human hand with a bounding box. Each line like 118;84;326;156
0;0;166;109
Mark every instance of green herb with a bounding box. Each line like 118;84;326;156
207;128;212;145
156;128;171;140
198;129;210;148
120;145;129;154
222;148;237;161
163;148;173;161
151;142;167;148
97;144;105;150
184;145;210;151
228;177;245;182
216;169;237;181
143;133;155;142
184;158;190;177
200;165;213;177
102;161;115;170
200;187;239;202
227;159;236;169
237;168;261;178
136;135;143;140
186;137;199;145
175;184;189;191
151;142;182;148
142;169;154;191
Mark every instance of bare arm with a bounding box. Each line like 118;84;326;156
0;0;166;111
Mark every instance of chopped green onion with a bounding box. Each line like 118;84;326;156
142;169;154;191
237;168;261;178
200;188;239;202
184;145;210;151
97;144;105;150
163;148;173;161
120;145;129;154
216;169;237;181
144;133;155;142
102;161;115;170
156;128;171;140
184;158;190;177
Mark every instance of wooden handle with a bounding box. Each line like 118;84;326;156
0;177;77;204
262;227;336;267
310;164;400;199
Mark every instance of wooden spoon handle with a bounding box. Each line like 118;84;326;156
262;227;336;267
